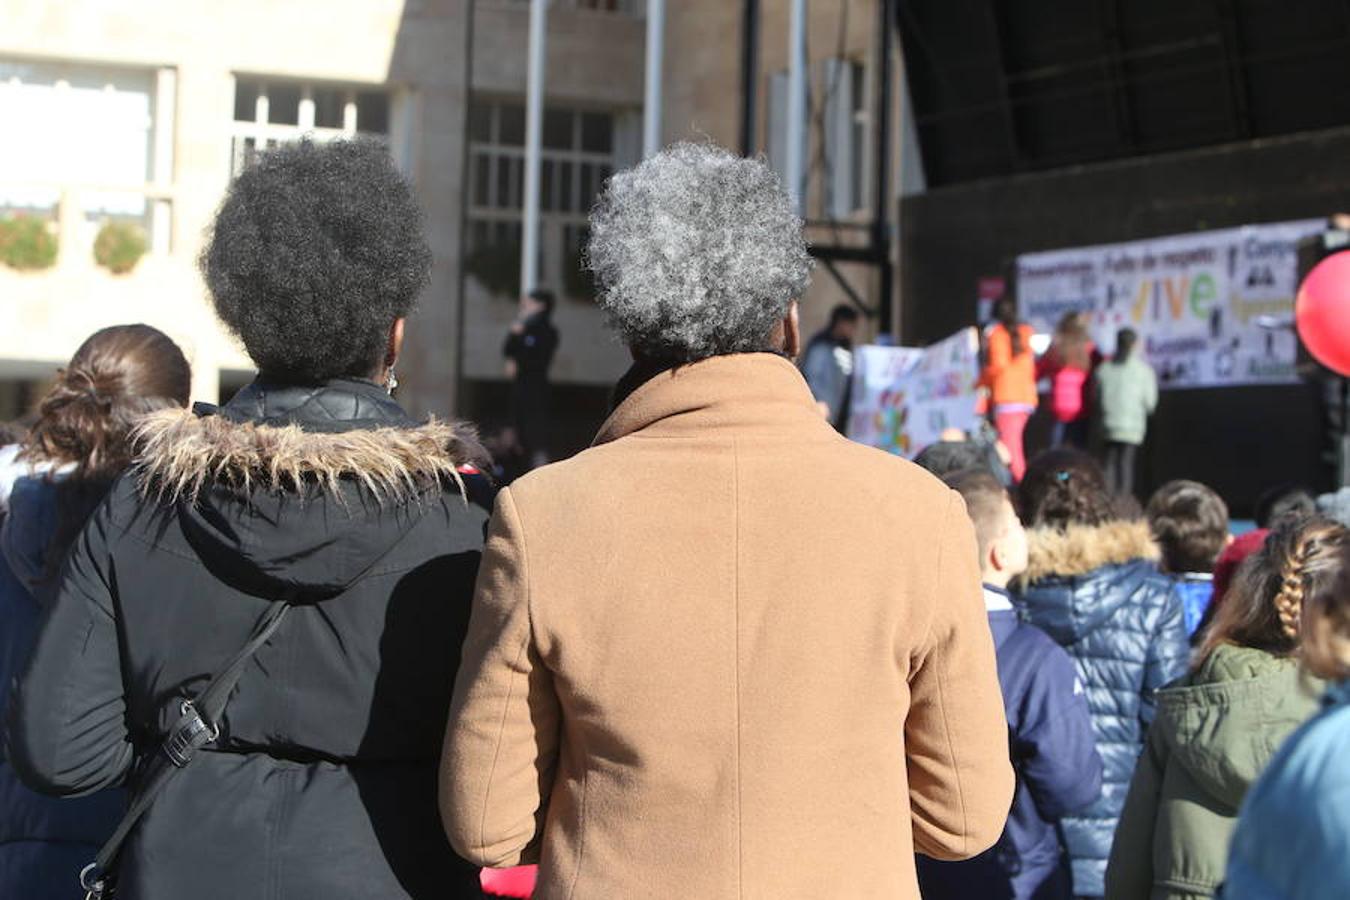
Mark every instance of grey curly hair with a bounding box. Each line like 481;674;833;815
586;142;814;361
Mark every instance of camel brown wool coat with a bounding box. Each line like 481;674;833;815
440;352;1014;899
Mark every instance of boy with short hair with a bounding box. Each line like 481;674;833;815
1146;479;1231;637
917;469;1103;900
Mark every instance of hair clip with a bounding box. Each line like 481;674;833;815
1055;471;1071;483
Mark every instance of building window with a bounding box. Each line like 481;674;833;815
0;58;170;257
824;58;868;218
768;59;870;219
466;100;618;299
229;77;389;176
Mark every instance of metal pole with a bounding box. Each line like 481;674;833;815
454;0;478;416
643;0;666;158
875;0;895;336
521;0;548;294
786;0;807;211
740;0;760;156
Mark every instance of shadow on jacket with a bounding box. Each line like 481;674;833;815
1105;645;1322;900
1016;520;1188;897
918;599;1104;900
1220;680;1350;899
6;379;491;900
0;447;125;899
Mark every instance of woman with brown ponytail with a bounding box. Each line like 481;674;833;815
1221;533;1350;898
1106;516;1344;899
0;324;190;900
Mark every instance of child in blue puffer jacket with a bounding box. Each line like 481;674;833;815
1146;480;1231;638
917;468;1103;900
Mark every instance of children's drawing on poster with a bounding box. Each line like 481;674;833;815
847;328;980;458
1016;218;1324;389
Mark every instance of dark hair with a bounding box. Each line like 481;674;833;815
1146;480;1230;574
22;324;191;572
994;297;1026;356
528;288;556;314
1255;483;1317;530
945;467;1012;563
1115;327;1138;361
915;440;998;481
202;138;431;382
1302;544;1350;680
829;304;860;327
1197;516;1350;668
1019;448;1116;529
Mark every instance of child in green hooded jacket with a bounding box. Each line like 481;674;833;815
1104;516;1347;900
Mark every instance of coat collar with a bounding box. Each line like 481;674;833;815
594;353;827;445
1022;519;1161;583
132;378;485;502
212;376;412;432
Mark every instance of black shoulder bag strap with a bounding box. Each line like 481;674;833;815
80;598;293;900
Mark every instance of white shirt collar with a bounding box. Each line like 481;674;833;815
983;585;1014;612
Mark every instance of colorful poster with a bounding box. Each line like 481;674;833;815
847;328;981;458
1016;219;1324;389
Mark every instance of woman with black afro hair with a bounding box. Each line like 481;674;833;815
10;138;493;900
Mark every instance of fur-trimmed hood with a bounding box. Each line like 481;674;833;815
1021;519;1160;584
126;391;491;598
1017;518;1171;644
133;407;484;503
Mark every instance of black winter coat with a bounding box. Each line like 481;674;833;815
8;379;491;900
1015;520;1188;898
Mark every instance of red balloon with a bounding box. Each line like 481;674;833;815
1296;251;1350;377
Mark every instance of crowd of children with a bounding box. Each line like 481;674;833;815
915;444;1350;900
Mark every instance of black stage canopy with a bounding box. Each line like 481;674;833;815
897;0;1350;186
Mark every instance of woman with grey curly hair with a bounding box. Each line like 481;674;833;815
443;142;1012;899
587;142;814;363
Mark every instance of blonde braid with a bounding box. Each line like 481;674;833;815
1273;523;1344;641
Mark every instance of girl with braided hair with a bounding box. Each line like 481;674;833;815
1222;533;1350;898
1106;516;1346;900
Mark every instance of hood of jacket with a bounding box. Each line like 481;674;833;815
132;377;486;600
1017;519;1161;640
1153;644;1323;808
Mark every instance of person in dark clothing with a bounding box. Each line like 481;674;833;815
8;139;490;900
800;303;860;430
1015;449;1188;898
918;469;1103;900
1253;483;1317;529
503;288;559;465
0;325;190;900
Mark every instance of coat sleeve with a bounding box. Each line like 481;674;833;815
1016;640;1104;820
5;495;134;796
907;492;1015;860
1104;725;1166;899
440;487;561;868
1140;584;1188;729
1143;365;1158;415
